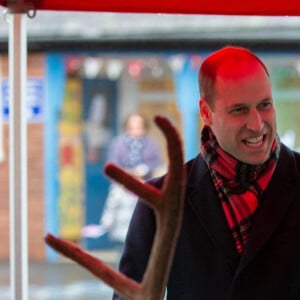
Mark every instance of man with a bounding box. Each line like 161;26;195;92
113;46;300;299
100;113;162;244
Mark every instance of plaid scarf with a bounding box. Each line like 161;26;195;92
201;125;279;254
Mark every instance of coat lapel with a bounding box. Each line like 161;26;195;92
237;144;298;273
186;154;240;271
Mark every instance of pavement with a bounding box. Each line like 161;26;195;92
0;249;121;300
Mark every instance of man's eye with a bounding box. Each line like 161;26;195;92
231;107;247;114
259;102;272;110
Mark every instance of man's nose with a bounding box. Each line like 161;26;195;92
246;109;264;131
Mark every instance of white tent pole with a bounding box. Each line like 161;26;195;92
8;12;28;300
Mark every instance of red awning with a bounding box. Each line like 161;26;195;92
1;0;300;16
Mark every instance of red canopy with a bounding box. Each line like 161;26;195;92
1;1;300;300
1;0;300;15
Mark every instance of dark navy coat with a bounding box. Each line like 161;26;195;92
114;143;300;300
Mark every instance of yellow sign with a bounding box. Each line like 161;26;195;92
58;78;84;240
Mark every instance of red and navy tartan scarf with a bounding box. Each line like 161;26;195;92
201;125;280;254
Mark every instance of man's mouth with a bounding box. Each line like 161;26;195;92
242;135;265;148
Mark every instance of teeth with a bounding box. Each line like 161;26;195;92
244;135;264;147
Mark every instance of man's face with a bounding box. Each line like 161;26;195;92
126;114;146;138
200;62;277;165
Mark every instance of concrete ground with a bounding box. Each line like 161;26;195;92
0;249;121;300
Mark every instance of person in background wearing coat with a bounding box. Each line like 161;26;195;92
113;46;300;299
100;112;162;245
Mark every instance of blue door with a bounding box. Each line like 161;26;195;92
82;78;118;249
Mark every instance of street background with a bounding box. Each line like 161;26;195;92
0;249;120;300
1;10;300;300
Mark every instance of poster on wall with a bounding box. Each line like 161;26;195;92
1;78;44;123
58;77;85;241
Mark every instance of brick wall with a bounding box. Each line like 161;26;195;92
0;124;45;260
0;54;46;260
0;125;9;259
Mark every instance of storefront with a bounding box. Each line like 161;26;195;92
1;47;300;261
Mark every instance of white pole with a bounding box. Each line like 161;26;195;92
8;12;28;300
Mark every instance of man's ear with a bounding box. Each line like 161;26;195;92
199;98;212;125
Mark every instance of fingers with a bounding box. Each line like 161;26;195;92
44;116;186;300
104;163;161;209
44;233;140;299
154;116;184;182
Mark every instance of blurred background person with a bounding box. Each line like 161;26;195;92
99;112;162;245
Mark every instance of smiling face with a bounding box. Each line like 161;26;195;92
200;59;277;165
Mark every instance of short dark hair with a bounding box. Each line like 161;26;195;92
198;46;269;109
